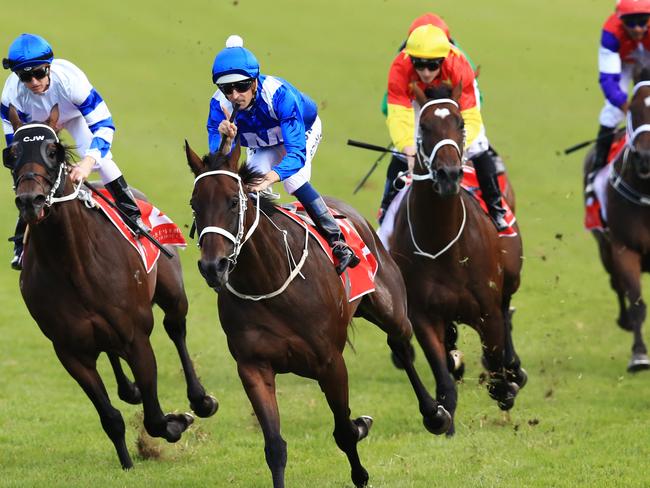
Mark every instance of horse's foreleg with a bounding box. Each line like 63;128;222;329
318;353;370;488
54;346;132;469
107;353;141;405
127;334;193;442
237;362;287;488
610;246;650;372
501;298;527;389
411;315;457;435
154;265;218;417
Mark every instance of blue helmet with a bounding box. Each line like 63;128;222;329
211;36;259;84
2;33;54;72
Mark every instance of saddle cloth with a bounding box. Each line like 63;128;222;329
92;189;186;273
277;202;378;302
378;166;517;250
584;137;626;231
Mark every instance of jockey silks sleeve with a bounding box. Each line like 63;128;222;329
599;13;650;108
1;59;115;158
207;74;317;180
386;47;483;151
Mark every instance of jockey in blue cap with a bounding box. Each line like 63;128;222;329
2;33;148;270
208;35;359;275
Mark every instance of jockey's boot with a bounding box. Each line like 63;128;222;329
8;216;26;270
304;197;360;275
486;145;506;173
378;155;408;224
473;151;508;232
586;125;617;199
105;176;149;235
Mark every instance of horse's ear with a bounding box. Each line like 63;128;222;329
411;82;427;107
7;104;23;132
226;138;241;171
451;81;462;103
185;139;205;176
45;104;60;130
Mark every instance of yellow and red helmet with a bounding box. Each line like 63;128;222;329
404;25;451;59
408;13;451;40
616;0;650;17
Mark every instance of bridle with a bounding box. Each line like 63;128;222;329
408;98;466;260
192;169;310;301
413;98;463;183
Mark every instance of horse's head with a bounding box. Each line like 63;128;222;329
186;139;253;290
628;66;650;178
412;82;464;196
3;104;68;224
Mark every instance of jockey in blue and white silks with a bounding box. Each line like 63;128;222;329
1;33;147;270
208;35;359;275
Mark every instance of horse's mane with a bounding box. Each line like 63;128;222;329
201;152;277;206
424;84;453;100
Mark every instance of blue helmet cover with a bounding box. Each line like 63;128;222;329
3;33;54;71
211;46;259;84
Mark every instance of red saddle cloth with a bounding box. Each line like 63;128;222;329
460;166;518;237
584;136;626;231
277;203;378;302
93;189;186;273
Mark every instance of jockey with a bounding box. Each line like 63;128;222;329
386;24;508;231
378;13;503;223
1;33;148;270
590;0;650;191
207;35;360;275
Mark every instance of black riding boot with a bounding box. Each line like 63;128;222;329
303;197;360;274
378;155;408;224
105;176;148;235
8;216;26;270
473;151;508;232
586;125;617;198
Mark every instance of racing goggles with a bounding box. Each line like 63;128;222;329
218;79;254;96
410;57;444;72
17;65;50;82
622;14;650;28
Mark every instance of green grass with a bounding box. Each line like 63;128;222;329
2;0;650;486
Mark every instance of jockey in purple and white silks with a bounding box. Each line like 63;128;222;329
207;35;359;275
1;33;148;270
588;0;650;197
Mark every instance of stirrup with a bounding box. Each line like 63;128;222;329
491;213;509;232
10;252;22;270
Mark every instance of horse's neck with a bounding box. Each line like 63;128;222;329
228;204;295;291
410;182;464;248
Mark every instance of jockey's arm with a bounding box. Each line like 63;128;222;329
598;29;627;108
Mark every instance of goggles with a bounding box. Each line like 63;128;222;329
218;78;254;95
17;65;50;82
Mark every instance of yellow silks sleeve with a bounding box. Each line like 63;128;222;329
386;103;415;152
460;106;483;149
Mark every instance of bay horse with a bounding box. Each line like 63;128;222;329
185;140;451;488
583;68;650;372
388;84;527;435
4;105;217;469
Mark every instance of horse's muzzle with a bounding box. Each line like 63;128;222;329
15;192;46;223
197;257;230;291
434;165;462;197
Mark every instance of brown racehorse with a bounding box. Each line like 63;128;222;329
4;106;217;469
388;84;527;435
185;140;451;488
583;68;650;372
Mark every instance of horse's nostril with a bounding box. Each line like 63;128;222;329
216;258;229;273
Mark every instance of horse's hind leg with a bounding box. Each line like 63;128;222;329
445;322;465;381
108;353;141;404
501;297;527;389
54;346;132;469
358;292;451;436
318;353;371;488
154;254;218;417
237;362;287;488
127;333;194;442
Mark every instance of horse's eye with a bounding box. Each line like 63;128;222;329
230;196;240;209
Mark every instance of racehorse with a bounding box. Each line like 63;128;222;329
583;67;650;372
185;140;451;488
388;83;527;435
4;105;217;469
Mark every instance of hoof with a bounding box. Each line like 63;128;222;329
628;353;650;373
423;404;452;435
448;349;465;381
191;394;219;418
351;466;369;487
488;379;519;411
508;367;528;389
162;412;194;443
354;416;373;441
